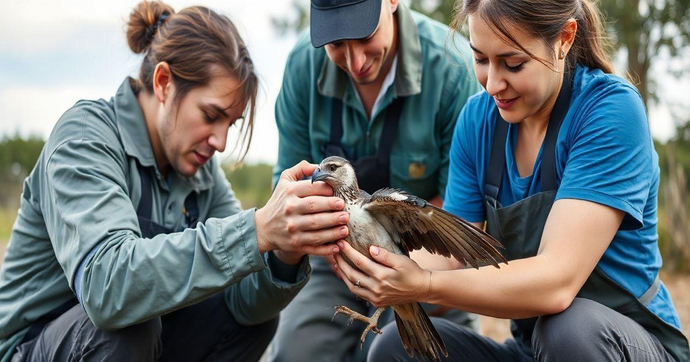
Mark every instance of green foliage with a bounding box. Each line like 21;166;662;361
0;133;45;177
408;0;455;25
222;163;274;209
0;134;46;209
599;0;690;107
0;208;17;244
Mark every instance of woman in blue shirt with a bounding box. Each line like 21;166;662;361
331;0;689;360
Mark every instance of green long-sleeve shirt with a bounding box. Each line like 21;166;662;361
273;3;481;200
0;78;310;361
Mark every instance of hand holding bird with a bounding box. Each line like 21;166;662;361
311;156;507;361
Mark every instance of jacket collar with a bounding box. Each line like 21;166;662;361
317;2;422;99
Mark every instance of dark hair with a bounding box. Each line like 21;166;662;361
126;0;257;163
451;0;614;74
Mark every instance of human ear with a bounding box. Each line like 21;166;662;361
389;0;399;13
152;62;172;103
558;18;578;59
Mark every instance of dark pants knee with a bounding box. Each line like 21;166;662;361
13;304;162;362
80;315;162;360
533;298;618;360
532;298;671;361
159;293;278;362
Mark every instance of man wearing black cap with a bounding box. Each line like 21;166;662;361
270;0;481;360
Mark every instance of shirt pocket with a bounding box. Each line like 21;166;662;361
389;153;441;201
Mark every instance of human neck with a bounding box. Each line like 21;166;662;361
137;90;170;178
521;75;564;136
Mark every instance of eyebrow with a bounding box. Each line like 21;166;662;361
208;103;230;118
469;43;521;58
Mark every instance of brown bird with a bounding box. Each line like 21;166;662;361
312;156;508;362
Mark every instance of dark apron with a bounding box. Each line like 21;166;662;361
484;74;689;361
23;164;199;343
320;97;405;194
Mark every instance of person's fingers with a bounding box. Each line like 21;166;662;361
303;243;341;256
298;226;349;246
340;268;375;301
291;179;335;198
369;245;404;269
336;241;379;275
334;254;372;289
293;196;345;215
290;211;348;232
280;160;317;182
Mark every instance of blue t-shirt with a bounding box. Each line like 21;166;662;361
444;64;681;330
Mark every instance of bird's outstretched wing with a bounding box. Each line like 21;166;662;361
363;188;507;268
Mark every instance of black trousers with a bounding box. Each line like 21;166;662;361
11;293;278;362
368;298;675;361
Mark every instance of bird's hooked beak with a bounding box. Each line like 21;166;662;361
311;167;334;185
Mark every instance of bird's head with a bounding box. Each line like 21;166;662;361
311;156;358;196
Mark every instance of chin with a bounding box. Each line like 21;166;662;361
176;163;200;178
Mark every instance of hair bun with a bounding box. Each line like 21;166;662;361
126;1;175;54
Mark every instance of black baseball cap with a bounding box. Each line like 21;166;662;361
310;0;382;48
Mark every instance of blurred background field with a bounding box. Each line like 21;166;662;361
1;0;689;341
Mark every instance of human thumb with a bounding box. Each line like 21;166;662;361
282;160;317;182
370;246;394;267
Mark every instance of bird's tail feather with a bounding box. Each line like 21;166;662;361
394;303;447;362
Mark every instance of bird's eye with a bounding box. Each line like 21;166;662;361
329;165;337;172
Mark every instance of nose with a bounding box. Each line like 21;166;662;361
208;123;228;153
345;42;367;74
485;66;507;97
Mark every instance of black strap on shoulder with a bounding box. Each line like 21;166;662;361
377;97;405;164
136;162;154;221
136;162;199;232
323;96;405;164
486;117;509;208
329;98;344;147
486;71;573;204
541;72;573;191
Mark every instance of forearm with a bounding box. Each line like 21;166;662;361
80;210;265;330
427;255;574;319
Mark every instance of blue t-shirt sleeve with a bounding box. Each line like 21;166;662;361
556;81;653;230
444;100;486;223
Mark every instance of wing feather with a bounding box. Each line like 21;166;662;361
364;188;507;268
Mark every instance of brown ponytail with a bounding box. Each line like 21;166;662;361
452;0;615;74
125;1;257;164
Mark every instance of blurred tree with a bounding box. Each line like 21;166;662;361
0;134;45;209
0;133;45;176
600;0;690;110
222;162;274;209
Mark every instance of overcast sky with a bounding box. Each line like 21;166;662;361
1;0;687;165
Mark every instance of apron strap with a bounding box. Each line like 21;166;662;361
323;96;405;165
486;117;508;208
541;72;573;192
329;98;344;147
639;274;661;306
377;97;405;165
486;71;574;202
135;163;199;234
136;162;154;221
